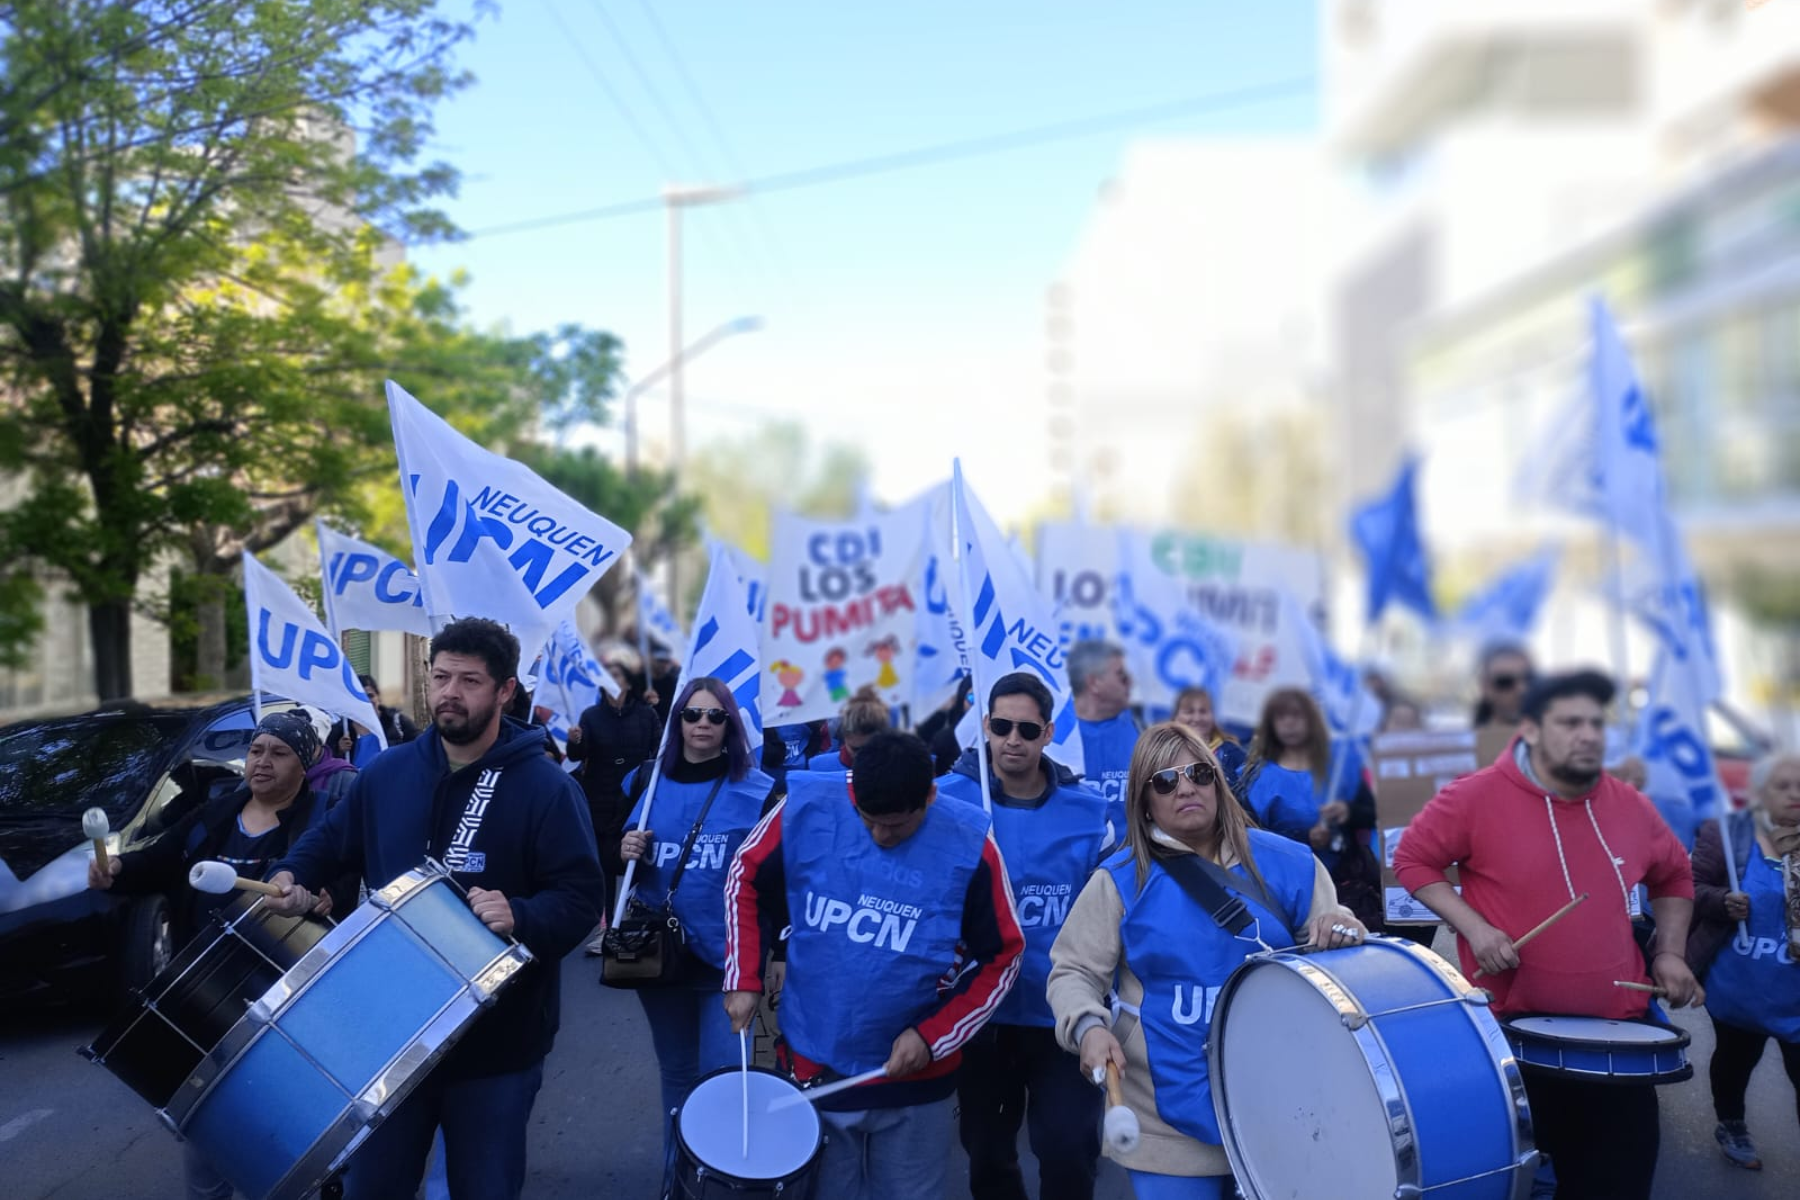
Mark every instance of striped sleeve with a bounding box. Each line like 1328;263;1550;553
917;832;1025;1060
723;799;787;992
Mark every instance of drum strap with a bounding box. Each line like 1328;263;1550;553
664;776;728;901
1160;853;1294;942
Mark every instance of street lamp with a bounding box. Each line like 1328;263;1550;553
624;315;764;477
663;183;744;485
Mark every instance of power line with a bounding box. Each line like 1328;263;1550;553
584;0;713;178
536;0;676;178
456;75;1315;242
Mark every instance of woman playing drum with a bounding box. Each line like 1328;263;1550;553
1046;722;1366;1199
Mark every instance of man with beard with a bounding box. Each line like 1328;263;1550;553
1395;668;1701;1200
267;617;606;1200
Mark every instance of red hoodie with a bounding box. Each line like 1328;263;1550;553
1393;740;1693;1020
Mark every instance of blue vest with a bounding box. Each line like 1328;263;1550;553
1704;849;1800;1041
805;749;851;773
1078;712;1140;810
938;772;1108;1026
778;772;991;1075
627;768;774;969
1107;830;1317;1144
1242;743;1360;863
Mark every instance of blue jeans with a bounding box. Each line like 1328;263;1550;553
1126;1171;1229;1200
816;1096;956;1200
342;1061;544;1200
639;980;739;1156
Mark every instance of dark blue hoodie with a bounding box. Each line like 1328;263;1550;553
276;718;606;1079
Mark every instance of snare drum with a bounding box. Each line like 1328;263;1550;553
671;1067;821;1198
86;863;532;1200
1501;1015;1692;1086
1209;935;1537;1200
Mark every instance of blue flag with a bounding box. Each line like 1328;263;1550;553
1350;455;1435;623
1451;546;1559;645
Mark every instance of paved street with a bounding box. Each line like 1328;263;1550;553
3;944;1795;1199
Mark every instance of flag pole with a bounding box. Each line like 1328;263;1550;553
1604;524;1636;743
951;460;993;815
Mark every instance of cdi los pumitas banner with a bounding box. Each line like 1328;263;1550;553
760;502;927;725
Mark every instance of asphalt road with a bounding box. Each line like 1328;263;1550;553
3;944;1795;1199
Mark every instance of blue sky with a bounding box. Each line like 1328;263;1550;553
408;1;1319;521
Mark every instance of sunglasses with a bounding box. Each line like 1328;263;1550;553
989;717;1045;741
1489;673;1530;691
1149;761;1216;794
680;707;729;726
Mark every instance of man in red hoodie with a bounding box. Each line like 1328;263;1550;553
1394;668;1700;1200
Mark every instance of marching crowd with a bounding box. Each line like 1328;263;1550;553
85;618;1800;1200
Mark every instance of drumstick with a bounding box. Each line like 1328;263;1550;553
188;860;284;897
767;1066;888;1111
739;1029;750;1159
1473;892;1587;979
1614;980;1669;997
1102;1061;1140;1154
83;808;111;875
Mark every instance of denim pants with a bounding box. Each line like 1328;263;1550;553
342;1060;545;1200
639;978;740;1157
1126;1171;1230;1199
815;1095;956;1200
958;1023;1103;1200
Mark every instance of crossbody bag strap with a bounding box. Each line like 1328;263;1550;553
1158;851;1294;943
1185;851;1296;938
664;774;729;901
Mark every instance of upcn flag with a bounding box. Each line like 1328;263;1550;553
685;545;765;754
387;379;631;656
537;620;606;753
911;481;970;716
951;463;1083;775
243;552;385;747
1349;455;1436;624
316;520;432;638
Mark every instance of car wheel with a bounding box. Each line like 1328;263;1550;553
117;894;173;997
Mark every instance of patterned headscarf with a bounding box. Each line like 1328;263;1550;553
255;710;322;767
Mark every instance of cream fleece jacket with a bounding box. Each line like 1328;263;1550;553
1045;829;1351;1178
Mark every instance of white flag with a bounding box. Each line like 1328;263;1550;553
243;552;386;748
951;462;1083;775
1632;645;1729;823
387;379;632;658
537;620;606;752
316;521;432;639
911;481;969;715
706;535;768;623
1284;591;1380;738
637;569;683;652
686;545;765;754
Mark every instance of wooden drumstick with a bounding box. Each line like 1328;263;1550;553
188;860;284;897
1103;1060;1140;1153
83;808;111;875
1614;980;1669;997
1473;892;1587;979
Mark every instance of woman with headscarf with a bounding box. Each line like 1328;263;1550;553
1047;722;1365;1198
87;710;347;1200
1687;751;1800;1172
616;677;779;1161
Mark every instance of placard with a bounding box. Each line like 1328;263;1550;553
1371;729;1484;925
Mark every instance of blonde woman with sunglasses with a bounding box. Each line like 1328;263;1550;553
1046;723;1365;1199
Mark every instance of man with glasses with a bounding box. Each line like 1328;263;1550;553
1069;640;1141;825
938;673;1110;1200
1473;640;1535;730
724;731;1024;1200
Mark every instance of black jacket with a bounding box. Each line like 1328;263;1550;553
567;699;662;817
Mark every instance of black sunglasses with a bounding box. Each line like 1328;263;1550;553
1149;761;1216;794
680;707;729;726
989;717;1045;741
1490;673;1530;691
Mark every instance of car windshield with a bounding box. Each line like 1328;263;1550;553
0;715;192;823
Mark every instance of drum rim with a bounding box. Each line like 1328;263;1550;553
674;1064;823;1185
1499;1014;1692;1053
1207;935;1536;1200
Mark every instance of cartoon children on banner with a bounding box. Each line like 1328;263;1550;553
823;648;851;703
868;634;902;690
770;659;806;708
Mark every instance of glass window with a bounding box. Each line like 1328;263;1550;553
0;715;189;822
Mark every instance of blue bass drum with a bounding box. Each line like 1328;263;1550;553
94;863;532;1200
1208;936;1537;1200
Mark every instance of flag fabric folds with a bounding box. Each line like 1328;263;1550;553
243;552;386;748
1349;456;1435;623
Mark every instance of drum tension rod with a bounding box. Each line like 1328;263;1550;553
1342;993;1490;1030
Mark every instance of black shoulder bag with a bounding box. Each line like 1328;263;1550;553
1159;851;1297;945
600;774;727;989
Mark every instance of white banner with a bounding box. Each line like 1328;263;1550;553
316;520;432;638
953;465;1083;775
1037;521;1324;726
387;379;631;658
243;552;386;747
761;502;926;725
1112;529;1241;711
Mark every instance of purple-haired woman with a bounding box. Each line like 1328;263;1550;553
617;676;779;1158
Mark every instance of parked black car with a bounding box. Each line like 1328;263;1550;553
0;696;295;1005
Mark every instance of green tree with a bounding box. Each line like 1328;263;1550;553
0;0;474;699
686;421;872;564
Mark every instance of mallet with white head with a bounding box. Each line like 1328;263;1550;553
1100;1060;1140;1154
188;860;284;897
83;808;111;875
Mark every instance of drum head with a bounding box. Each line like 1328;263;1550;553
678;1069;820;1181
1216;960;1398;1198
1505;1016;1683;1045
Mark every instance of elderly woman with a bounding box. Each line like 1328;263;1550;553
1687;751;1800;1172
616;677;778;1158
1047;722;1366;1199
88;709;342;1200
